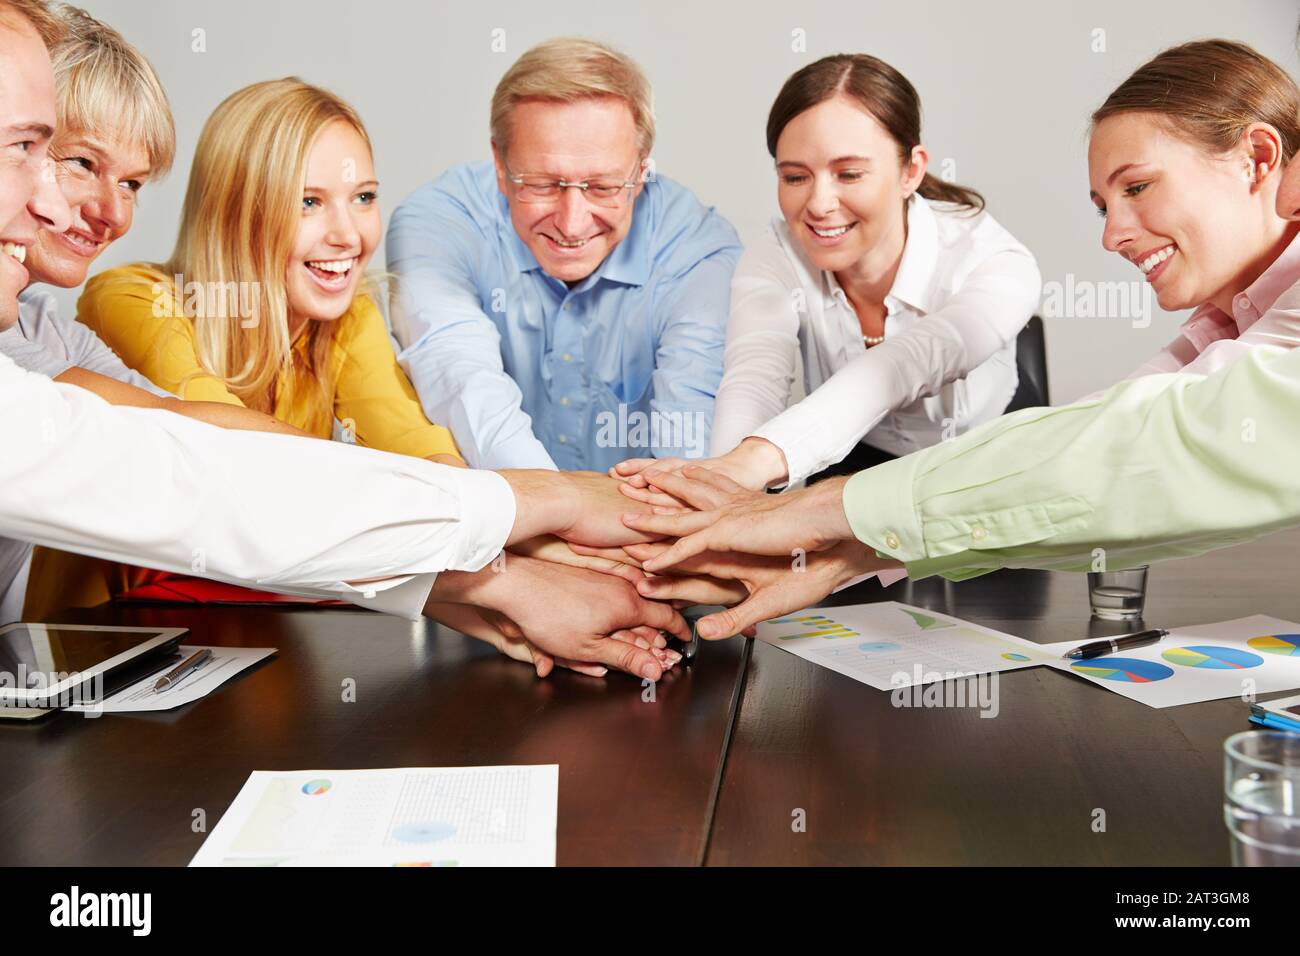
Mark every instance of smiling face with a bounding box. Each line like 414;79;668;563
0;18;71;327
27;130;150;288
1279;155;1300;222
492;97;644;284
284;120;381;333
774;95;924;276
1088;112;1285;313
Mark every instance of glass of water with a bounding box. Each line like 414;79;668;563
1224;730;1300;866
1087;566;1148;621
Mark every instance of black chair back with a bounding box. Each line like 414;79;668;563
1005;315;1049;412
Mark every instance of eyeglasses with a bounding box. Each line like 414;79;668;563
503;157;643;208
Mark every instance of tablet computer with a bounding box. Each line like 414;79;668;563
0;623;187;711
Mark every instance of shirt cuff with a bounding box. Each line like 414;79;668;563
752;416;838;487
339;573;437;620
438;465;517;570
841;454;927;563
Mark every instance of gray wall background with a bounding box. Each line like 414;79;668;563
63;0;1300;403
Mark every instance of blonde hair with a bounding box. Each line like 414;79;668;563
49;5;175;178
162;77;371;432
0;0;65;48
490;37;655;157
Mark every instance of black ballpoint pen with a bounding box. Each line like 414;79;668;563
1063;628;1169;660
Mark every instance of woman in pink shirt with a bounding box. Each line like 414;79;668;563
1089;40;1300;380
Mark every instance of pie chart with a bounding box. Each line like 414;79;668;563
1001;652;1032;661
1071;657;1173;683
301;779;331;796
1161;645;1264;669
1247;634;1300;657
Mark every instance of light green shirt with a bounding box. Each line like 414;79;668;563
843;345;1300;581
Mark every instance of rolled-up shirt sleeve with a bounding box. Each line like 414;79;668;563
842;345;1300;581
0;355;516;619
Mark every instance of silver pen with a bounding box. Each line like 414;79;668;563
153;648;213;692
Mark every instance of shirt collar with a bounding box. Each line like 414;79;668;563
1239;227;1300;322
887;194;940;313
497;183;651;288
1181;227;1300;344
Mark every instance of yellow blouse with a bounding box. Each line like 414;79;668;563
76;263;462;460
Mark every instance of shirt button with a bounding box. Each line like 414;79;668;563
559;396;570;406
562;353;573;363
971;526;988;542
1236;295;1250;311
564;304;572;311
558;435;568;444
884;532;901;551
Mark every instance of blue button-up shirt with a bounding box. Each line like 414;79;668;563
386;161;741;471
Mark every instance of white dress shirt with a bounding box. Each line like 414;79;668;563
712;195;1042;484
0;354;516;624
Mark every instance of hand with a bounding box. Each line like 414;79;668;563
424;601;610;678
507;534;650;586
610;438;790;507
501;469;671;548
572;468;764;565
622;474;859;571
430;555;690;680
474;606;672;679
621;539;896;639
569;540;750;607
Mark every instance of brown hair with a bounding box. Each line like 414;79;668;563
766;53;984;212
0;0;65;47
1092;39;1300;165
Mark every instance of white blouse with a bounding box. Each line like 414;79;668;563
712;194;1042;484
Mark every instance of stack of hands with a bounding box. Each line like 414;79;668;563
430;452;901;682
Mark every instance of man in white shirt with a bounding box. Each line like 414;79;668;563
0;0;683;682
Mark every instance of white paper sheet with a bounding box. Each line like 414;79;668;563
190;765;559;867
755;600;1053;690
1042;614;1300;709
65;645;275;714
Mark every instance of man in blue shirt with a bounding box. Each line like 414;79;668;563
387;37;741;471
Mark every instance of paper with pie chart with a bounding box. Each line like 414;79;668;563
1040;614;1300;709
189;765;557;866
754;601;1056;691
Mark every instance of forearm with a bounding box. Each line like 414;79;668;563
56;367;314;438
844;347;1300;578
498;470;576;545
162;398;314;438
401;343;556;470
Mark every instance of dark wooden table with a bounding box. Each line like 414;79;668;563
3;528;1296;866
0;603;746;866
705;527;1300;865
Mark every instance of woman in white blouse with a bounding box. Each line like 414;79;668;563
614;53;1041;492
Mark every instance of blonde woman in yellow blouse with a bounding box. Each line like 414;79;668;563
28;78;462;621
78;77;463;463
